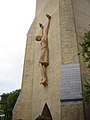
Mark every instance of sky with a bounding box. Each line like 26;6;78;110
0;0;36;95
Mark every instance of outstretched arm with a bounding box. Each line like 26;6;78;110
39;23;44;36
45;14;51;36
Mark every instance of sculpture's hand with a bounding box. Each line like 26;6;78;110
39;23;43;28
46;14;51;19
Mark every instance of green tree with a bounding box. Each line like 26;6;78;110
79;31;90;103
1;93;9;104
1;89;20;120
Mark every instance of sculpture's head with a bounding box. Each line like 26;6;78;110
35;35;42;41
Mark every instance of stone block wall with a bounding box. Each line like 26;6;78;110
61;102;84;120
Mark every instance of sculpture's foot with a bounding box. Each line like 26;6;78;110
46;14;51;19
41;80;48;87
40;79;48;87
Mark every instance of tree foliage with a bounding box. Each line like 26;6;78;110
80;31;90;68
1;89;20;120
83;81;90;103
79;31;90;103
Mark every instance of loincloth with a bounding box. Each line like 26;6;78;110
39;47;49;66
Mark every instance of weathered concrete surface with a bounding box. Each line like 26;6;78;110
32;7;61;120
59;0;84;119
72;0;90;119
61;102;84;120
11;0;90;119
12;19;37;120
59;0;79;65
12;0;61;120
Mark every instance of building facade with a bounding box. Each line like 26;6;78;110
12;0;90;120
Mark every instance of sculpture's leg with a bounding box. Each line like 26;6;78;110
42;65;48;84
39;63;48;86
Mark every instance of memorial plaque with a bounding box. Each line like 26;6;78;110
61;63;82;100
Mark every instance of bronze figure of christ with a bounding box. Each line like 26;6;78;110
35;14;51;86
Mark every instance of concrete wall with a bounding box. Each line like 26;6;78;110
32;1;61;119
61;102;84;120
12;0;90;119
72;0;90;119
36;0;59;17
72;0;90;82
59;0;84;119
12;19;37;120
59;0;79;65
12;0;61;120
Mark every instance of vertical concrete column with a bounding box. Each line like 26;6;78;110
59;0;84;119
32;6;61;120
59;0;79;64
12;33;36;120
